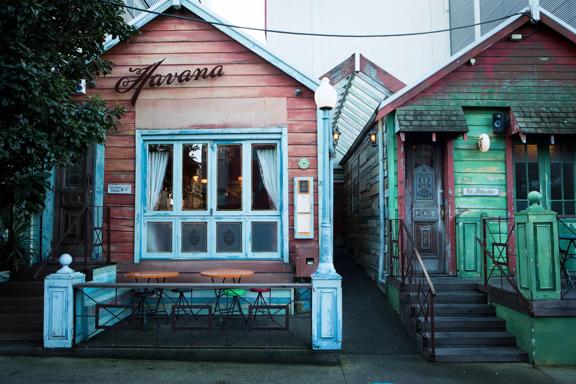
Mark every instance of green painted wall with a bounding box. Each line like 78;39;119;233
495;303;576;365
455;111;508;217
454;111;509;278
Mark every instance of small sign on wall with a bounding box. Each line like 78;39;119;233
107;184;132;194
462;187;499;196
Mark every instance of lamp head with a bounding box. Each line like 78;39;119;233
314;77;337;111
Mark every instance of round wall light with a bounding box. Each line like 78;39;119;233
478;133;491;152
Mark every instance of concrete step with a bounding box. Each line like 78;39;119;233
420;316;506;332
434;347;528;362
410;291;487;304
434;303;496;317
428;331;516;347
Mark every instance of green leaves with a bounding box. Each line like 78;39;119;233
0;0;133;214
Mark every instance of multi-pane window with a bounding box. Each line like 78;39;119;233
142;137;282;259
513;143;576;214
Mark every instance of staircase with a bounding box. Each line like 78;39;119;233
0;280;44;343
402;276;528;362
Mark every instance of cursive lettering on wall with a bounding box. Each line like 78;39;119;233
114;58;225;105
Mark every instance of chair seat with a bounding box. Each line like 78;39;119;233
223;288;246;297
250;287;271;293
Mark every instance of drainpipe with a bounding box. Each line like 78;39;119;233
376;119;387;286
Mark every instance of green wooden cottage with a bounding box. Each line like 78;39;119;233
340;7;576;363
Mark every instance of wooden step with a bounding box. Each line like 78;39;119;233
0;330;43;342
434;303;496;317
0;296;44;313
420;316;506;331
432;292;487;304
427;331;516;347
0;281;44;296
434;347;528;362
0;313;43;331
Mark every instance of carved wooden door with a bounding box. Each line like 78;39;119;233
53;148;94;261
406;143;445;273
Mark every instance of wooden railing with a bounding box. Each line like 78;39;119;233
398;219;437;357
475;216;533;315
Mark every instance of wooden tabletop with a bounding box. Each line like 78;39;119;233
200;268;255;279
125;271;180;280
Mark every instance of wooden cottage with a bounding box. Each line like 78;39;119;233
36;0;325;282
340;7;576;363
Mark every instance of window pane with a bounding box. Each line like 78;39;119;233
183;144;208;210
565;202;575;215
147;144;173;211
528;163;540;193
147;222;172;253
252;222;278;252
216;222;242;253
515;163;527;199
513;144;525;159
217;145;242;210
517;200;528;212
549;145;560;162
552;201;563;214
563;163;574;200
182;223;207;253
551;163;562;200
252;144;278;210
526;144;538;162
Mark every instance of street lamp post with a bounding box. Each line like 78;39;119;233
311;77;342;350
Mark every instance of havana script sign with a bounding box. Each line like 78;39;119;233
115;58;224;105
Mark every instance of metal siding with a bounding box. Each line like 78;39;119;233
449;0;476;54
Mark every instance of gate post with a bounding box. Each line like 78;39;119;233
44;254;85;348
515;191;561;300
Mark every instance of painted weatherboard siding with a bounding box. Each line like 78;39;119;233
455;111;508;218
85;10;319;279
401;23;576;111
342;136;381;278
454;110;508;277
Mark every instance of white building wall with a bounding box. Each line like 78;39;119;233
265;0;451;84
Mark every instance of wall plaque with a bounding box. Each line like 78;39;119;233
107;184;132;194
462;187;499;196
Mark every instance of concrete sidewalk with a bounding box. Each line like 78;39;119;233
1;355;575;384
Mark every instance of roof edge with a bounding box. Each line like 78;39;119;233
374;10;531;122
103;0;319;91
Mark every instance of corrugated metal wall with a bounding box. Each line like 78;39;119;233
450;0;576;54
450;0;476;55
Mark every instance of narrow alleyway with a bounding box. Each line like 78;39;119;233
335;249;416;355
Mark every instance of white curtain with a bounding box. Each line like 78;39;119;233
256;148;280;210
147;151;169;210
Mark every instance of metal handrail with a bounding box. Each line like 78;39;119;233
475;216;534;315
399;219;436;357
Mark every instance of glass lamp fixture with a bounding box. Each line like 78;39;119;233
314;77;337;110
333;127;341;145
369;131;377;145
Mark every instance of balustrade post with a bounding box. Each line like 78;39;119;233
44;254;85;348
515;191;561;300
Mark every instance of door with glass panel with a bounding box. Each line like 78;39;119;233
143;139;282;259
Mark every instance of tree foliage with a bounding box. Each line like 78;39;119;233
0;0;133;269
0;0;133;213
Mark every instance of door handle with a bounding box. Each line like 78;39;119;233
440;209;445;219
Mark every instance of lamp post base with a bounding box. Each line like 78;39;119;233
312;272;342;350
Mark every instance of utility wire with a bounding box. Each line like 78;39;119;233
102;0;528;39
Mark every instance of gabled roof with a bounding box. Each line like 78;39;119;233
104;0;319;91
324;53;405;163
375;7;576;121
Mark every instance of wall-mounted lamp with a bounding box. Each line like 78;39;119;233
478;133;490;152
369;130;377;146
332;127;341;146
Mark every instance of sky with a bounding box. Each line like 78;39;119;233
205;0;266;42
